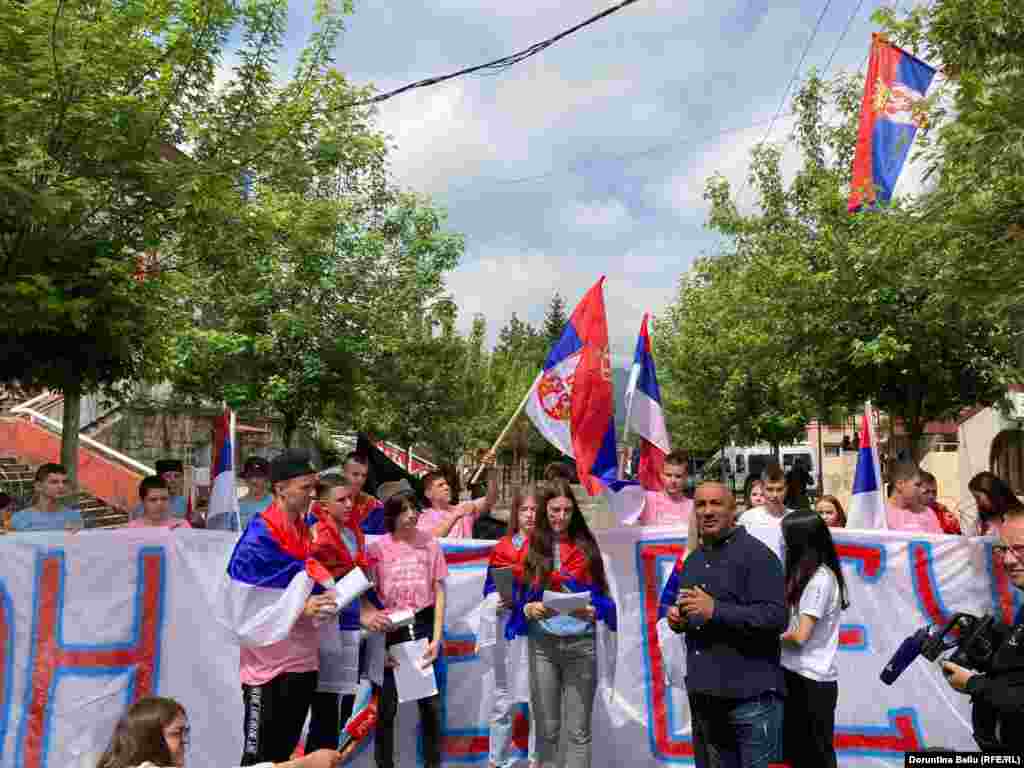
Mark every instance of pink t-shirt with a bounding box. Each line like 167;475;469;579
887;503;944;534
368;530;449;612
127;517;191;529
639;491;693;526
239;614;320;686
417;499;483;539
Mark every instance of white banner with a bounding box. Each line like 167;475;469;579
0;525;1009;768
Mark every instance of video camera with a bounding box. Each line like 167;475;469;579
881;612;1004;685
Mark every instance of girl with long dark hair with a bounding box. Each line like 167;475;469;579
969;471;1024;535
507;481;616;768
779;513;849;768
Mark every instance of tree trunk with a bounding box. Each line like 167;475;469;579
282;416;296;449
60;382;82;492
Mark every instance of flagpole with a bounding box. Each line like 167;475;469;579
228;404;240;531
470;372;541;485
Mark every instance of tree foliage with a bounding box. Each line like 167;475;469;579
658;66;1022;460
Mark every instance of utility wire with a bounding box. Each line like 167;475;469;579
346;0;643;108
738;0;835;207
823;0;869;73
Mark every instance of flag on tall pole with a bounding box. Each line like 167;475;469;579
849;34;936;211
847;403;887;529
524;277;618;495
624;313;671;490
209;407;239;530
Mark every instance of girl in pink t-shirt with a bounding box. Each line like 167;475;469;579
367;494;447;768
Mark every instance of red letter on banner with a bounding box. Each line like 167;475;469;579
17;547;166;768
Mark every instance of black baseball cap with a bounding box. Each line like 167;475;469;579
241;456;271;479
270;450;317;484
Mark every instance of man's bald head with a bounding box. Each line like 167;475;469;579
694;482;738;542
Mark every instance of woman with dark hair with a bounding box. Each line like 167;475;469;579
815;495;846;528
968;472;1024;535
779;513;849;768
95;696;339;768
508;480;616;768
366;493;447;768
480;485;540;768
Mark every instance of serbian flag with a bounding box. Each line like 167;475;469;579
625;313;671;490
847;404;887;529
208;407;240;530
216;499;330;646
849;34;936;211
524;277;618;495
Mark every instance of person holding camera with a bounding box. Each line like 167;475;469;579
660;482;788;767
942;506;1024;751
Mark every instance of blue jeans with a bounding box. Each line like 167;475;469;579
489;620;537;767
689;691;783;768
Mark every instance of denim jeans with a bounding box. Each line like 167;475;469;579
489;617;537;767
527;629;597;768
689;691;783;768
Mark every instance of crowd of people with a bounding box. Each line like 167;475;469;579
5;446;1024;767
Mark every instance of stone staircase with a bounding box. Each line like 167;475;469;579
0;457;128;528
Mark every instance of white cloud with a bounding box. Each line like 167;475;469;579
561;198;633;236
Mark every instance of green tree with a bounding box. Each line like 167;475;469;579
0;0;365;484
542;292;568;351
660;70;1021;462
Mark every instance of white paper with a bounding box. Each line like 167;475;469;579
387;608;416;628
392;638;439;703
334;567;372;610
542;590;590;614
491;567;517;604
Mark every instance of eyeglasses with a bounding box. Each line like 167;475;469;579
992;544;1024;561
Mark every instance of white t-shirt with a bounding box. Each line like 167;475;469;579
780;565;842;682
738;505;790;562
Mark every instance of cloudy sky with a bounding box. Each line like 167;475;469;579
281;0;913;363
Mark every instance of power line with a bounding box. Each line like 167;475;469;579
347;0;643;108
738;0;836;207
823;0;869;74
439;115;788;196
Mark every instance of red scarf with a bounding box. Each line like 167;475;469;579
516;537;592;589
310;503;369;577
260;500;312;561
489;534;529;570
352;492;381;528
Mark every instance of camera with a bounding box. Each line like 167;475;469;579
920;612;1001;673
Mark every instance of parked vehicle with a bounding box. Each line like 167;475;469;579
700;444;818;501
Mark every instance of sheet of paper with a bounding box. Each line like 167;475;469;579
334;567;372;610
392;638;439;703
542;590;590;614
491;566;517;604
387;608;416;628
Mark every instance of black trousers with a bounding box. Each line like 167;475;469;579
240;670;318;765
782;668;838;768
306;691;356;752
374;606;442;768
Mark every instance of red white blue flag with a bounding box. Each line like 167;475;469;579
848;404;887;529
849;34;936;212
625;313;671;491
524;277;618;495
208;407;239;529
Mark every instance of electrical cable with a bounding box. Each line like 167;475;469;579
346;0;643;108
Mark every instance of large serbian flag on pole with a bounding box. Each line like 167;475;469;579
847;403;887;529
524;277;618;495
625;313;671;491
848;34;936;212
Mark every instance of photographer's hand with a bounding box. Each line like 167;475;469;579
941;660;976;693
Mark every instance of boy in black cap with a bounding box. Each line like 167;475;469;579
209;456;273;531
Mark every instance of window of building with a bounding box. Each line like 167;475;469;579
824;445;842;457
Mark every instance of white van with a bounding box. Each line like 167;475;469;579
700;444;818;500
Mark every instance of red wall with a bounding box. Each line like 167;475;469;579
0;418;143;503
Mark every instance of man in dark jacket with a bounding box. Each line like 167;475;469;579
943;507;1024;751
660;482;787;767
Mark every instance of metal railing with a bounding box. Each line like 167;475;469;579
9;398;155;476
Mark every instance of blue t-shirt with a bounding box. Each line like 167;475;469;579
208;494;272;531
10;506;84;532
